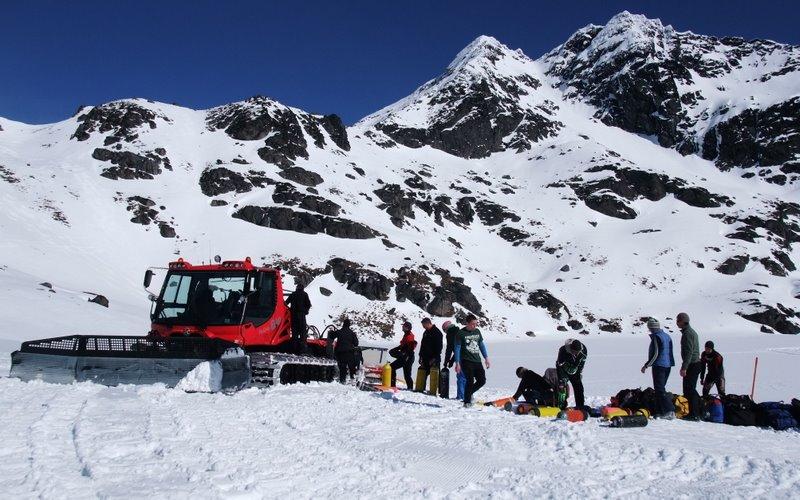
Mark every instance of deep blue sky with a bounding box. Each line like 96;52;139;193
2;0;798;125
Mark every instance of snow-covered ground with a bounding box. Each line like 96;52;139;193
1;10;799;498
2;333;799;498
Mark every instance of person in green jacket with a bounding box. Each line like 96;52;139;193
677;312;701;421
453;314;491;407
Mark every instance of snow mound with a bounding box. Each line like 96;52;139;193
175;360;223;393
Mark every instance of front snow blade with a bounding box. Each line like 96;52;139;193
9;335;250;391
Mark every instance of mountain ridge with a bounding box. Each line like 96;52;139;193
0;12;798;342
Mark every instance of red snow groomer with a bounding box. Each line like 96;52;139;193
10;257;387;390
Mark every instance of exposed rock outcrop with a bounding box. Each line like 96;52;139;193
527;289;571;320
567;165;732;219
93;148;167;180
328;258;392;301
233;206;378;240
72;101;162;143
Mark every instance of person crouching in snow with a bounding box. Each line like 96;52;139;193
389;321;417;389
443;320;466;400
454;314;490;407
640;318;675;419
512;367;556;405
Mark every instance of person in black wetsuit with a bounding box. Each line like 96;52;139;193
327;318;360;383
285;283;312;353
511;367;556;405
415;318;443;392
556;339;588;409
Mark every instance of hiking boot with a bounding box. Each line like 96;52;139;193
661;411;676;420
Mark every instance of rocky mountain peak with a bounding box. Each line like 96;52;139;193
445;35;524;74
541;11;800;183
207;94;350;166
358;35;560;159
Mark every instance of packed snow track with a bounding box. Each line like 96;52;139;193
1;368;799;498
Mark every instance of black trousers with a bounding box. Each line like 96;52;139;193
390;355;414;388
291;314;308;353
652;366;672;416
461;360;486;404
683;361;702;418
569;373;585;408
336;351;358;383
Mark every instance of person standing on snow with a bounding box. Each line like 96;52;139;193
677;312;702;421
556;339;588;409
327;318;360;384
443;320;466;400
285;283;312;353
389;321;417;389
454;314;491;407
700;341;726;397
640;318;675;419
415;318;443;393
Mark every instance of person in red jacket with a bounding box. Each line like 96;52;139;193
700;341;726;397
389;321;417;389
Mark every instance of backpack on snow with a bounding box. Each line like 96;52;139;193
612;388;656;413
791;399;800;422
703;396;724;423
673;395;690;419
756;402;798;431
611;389;636;407
723;394;757;427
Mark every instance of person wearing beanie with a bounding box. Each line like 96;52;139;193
327;317;360;383
512;367;557;405
442;320;467;400
556;339;588;409
454;314;491;407
641;317;675;418
700;340;726;397
388;321;417;389
415;318;443;393
677;312;702;420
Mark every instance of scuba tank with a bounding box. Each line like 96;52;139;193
601;406;630;420
563;408;588;422
381;363;392;387
609;415;649;428
531;406;562;418
505;401;535;415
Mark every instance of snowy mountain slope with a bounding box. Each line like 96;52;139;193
540;11;800;185
0;12;799;347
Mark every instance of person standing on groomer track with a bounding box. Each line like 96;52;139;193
453;314;490;407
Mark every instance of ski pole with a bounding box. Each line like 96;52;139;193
750;356;759;400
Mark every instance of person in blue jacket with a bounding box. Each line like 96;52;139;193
640;318;675;418
453;314;491;407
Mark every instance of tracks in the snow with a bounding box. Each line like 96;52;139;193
0;379;799;498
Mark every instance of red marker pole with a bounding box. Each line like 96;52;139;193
750;357;759;400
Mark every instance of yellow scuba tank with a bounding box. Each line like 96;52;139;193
381;363;392;387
